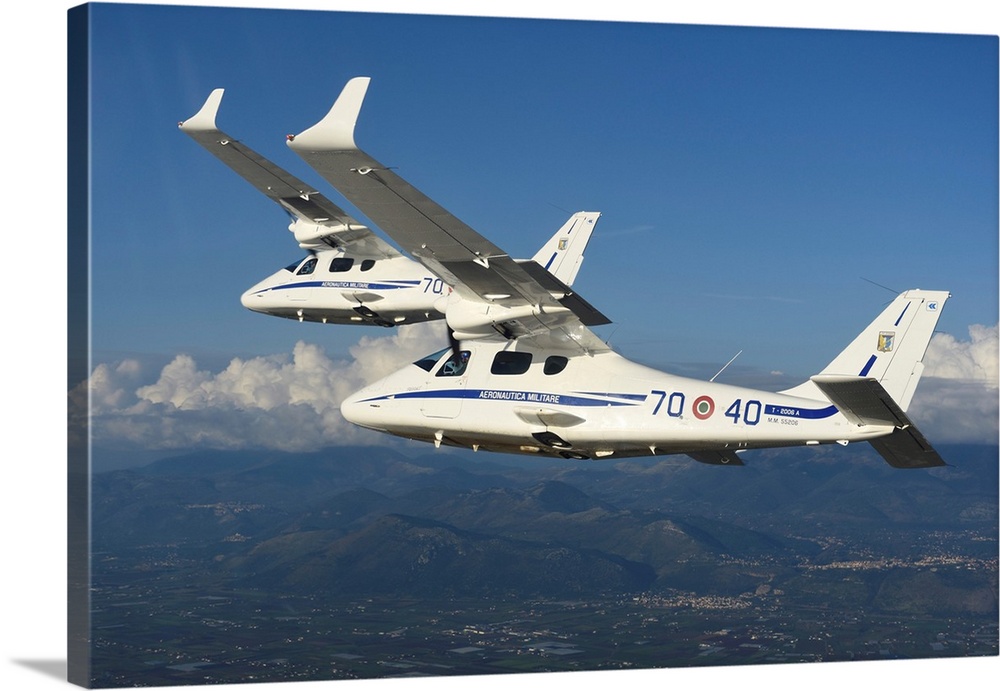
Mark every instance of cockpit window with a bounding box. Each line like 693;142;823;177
491;351;532;375
436;350;471;377
296;257;318;275
360;259;376;272
413;348;450;372
283;259;302;272
330;257;355;272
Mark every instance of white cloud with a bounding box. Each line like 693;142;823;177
908;324;999;444
77;322;446;452
921;323;998;386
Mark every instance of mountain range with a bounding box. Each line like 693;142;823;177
91;442;998;610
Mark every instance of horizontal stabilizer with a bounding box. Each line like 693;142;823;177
870;426;946;469
688;450;744;466
811;375;946;468
811;375;909;427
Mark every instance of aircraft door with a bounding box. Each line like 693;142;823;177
421;349;470;419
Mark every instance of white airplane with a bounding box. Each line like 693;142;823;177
288;77;949;469
179;89;599;328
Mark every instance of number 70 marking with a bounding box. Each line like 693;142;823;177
422;277;445;294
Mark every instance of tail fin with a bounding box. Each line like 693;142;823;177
531;212;600;286
782;289;950;410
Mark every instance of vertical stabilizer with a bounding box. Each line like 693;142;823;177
531;212;600;287
782;289;950;410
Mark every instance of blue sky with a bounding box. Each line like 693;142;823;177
86;3;997;375
71;2;999;459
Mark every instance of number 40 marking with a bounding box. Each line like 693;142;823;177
726;399;762;426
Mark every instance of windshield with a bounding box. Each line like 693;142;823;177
413;348;450;372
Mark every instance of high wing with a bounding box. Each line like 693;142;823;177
179;88;401;259
286;77;611;353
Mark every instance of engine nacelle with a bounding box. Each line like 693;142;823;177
441;293;570;341
290;219;369;250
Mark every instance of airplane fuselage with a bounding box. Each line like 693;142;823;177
241;251;447;327
341;340;892;462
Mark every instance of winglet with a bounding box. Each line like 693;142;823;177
178;88;224;132
287;76;371;152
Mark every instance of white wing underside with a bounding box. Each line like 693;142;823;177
179;88;402;259
286;77;611;354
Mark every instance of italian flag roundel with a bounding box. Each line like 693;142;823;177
693;395;715;420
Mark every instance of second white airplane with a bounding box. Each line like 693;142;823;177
179;90;599;328
287;77;949;469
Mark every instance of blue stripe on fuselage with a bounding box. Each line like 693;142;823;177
364;389;640;407
254;279;421;295
572;391;649;402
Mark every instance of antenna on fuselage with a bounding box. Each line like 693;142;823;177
861;276;899;295
709;350;743;383
545;201;574;215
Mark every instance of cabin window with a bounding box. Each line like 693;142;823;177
491;351;532;375
329;257;355;272
296;257;317;275
360;259;376;272
436;350;471;377
413;348;450;372
544;355;568;375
